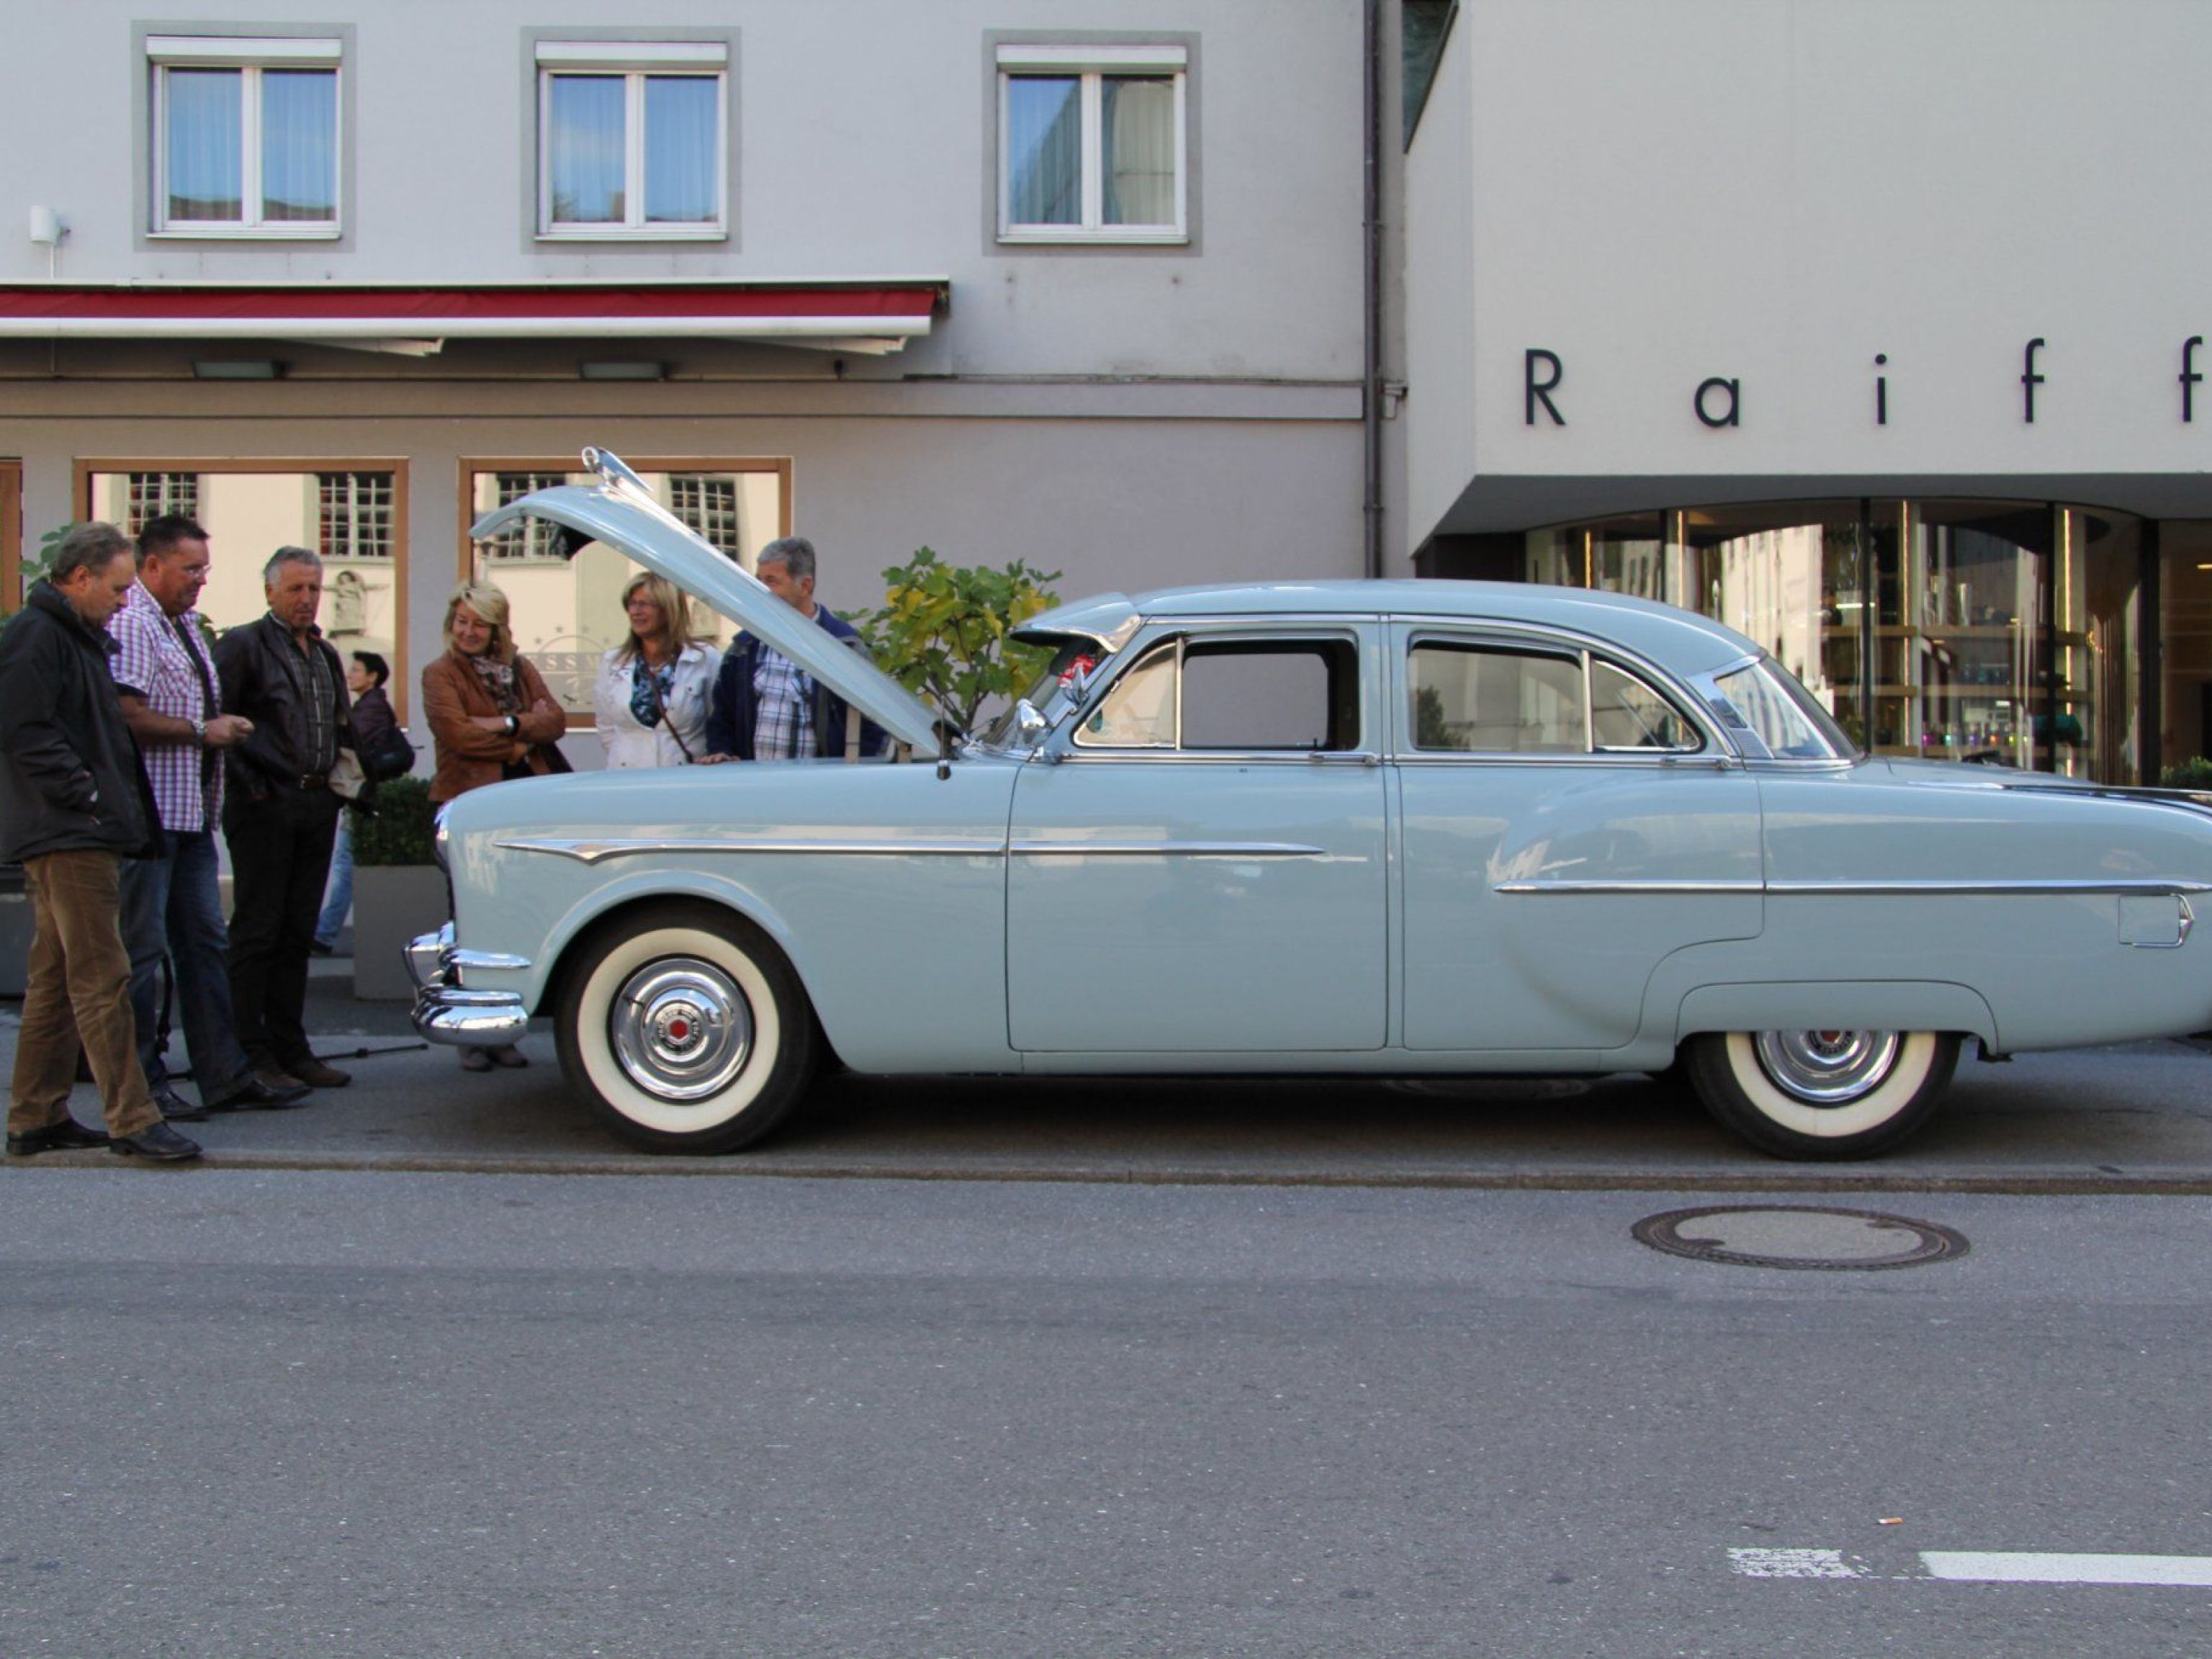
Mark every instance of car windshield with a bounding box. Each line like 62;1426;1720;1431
973;641;1107;749
1706;657;1857;760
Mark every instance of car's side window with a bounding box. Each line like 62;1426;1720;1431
1408;642;1702;755
1077;636;1361;751
1591;660;1704;752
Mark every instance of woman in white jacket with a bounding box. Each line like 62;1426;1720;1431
593;572;722;768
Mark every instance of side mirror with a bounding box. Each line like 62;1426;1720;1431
1015;699;1050;745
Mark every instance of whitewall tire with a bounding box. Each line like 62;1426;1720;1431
1684;1029;1959;1160
557;904;816;1154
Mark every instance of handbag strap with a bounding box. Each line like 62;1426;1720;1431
645;665;697;765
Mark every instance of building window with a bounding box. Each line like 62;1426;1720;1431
148;35;341;235
997;45;1187;243
668;475;744;559
125;472;200;536
318;472;393;561
536;41;727;237
481;474;571;562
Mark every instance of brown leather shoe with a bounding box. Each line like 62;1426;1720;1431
282;1057;351;1089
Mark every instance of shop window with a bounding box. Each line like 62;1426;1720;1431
536;40;727;237
997;43;1187;243
148;35;341;235
462;459;787;723
81;462;408;718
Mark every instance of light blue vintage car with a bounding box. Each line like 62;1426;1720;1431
411;449;2212;1159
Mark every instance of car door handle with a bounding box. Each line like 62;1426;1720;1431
1308;751;1382;766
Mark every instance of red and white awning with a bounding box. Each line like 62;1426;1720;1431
0;280;945;356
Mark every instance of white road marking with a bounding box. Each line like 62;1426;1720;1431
1920;1552;2212;1587
1729;1549;1868;1578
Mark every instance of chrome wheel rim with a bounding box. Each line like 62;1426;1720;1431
1753;1030;1900;1104
610;957;753;1103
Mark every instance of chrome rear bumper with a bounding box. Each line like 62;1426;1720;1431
408;922;532;1046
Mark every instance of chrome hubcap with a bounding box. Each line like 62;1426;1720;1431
611;958;752;1102
1753;1030;1900;1104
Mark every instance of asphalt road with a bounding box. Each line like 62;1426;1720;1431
0;1172;2206;1657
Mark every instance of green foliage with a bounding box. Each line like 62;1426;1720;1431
1;522;73;630
853;547;1061;734
2159;755;2212;792
352;775;439;866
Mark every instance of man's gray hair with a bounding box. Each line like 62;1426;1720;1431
263;545;323;584
48;522;134;585
757;536;816;584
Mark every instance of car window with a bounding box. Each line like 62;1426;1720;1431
1076;636;1361;751
1591;660;1704;752
1408;642;1706;757
1709;657;1855;760
1409;644;1584;752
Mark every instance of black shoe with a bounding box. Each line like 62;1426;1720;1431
282;1057;351;1089
153;1087;210;1123
6;1117;111;1156
109;1122;202;1162
204;1074;312;1112
309;940;333;957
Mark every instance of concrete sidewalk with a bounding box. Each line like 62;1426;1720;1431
5;956;2212;1190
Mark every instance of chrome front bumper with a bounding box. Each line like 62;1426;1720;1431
408;922;533;1046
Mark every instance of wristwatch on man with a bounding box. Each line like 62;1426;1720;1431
189;717;207;745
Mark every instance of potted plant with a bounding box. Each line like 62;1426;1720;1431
349;775;446;999
853;547;1061;733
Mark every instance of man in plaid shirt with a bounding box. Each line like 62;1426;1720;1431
112;516;308;1119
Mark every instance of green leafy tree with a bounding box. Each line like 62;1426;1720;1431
1;522;76;635
853;548;1061;734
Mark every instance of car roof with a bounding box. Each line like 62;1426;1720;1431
1024;580;1765;680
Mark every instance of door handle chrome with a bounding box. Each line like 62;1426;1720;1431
1308;751;1382;766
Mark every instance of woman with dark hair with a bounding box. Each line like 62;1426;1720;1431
420;580;565;1070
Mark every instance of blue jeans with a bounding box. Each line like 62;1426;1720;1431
316;811;354;948
120;828;255;1101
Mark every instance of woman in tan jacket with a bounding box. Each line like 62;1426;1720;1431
421;580;566;1069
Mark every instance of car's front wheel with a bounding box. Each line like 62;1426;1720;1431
1683;1029;1959;1159
556;904;816;1154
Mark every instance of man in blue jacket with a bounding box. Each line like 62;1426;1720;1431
701;536;884;763
0;523;201;1161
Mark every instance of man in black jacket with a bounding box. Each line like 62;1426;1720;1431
0;523;201;1161
214;547;361;1092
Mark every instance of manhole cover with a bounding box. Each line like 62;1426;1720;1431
1632;1205;1969;1271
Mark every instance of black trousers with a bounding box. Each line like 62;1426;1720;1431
223;786;340;1071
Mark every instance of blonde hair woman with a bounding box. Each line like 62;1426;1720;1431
591;571;721;768
419;580;566;1070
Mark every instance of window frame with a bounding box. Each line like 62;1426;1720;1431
995;42;1189;246
1070;627;1367;757
457;455;791;729
75;456;410;721
1399;629;1722;763
146;34;344;240
534;40;730;240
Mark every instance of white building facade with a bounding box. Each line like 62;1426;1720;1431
0;1;1370;732
1398;0;2212;785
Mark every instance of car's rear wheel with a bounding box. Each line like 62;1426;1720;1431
556;904;816;1154
1684;1028;1958;1159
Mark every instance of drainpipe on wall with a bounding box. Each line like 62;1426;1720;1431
1362;0;1385;580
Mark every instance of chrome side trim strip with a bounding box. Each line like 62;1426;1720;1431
1497;877;2212;897
1010;840;1331;859
1493;880;1764;895
495;835;1004;864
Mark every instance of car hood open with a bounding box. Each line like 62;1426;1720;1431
468;448;947;757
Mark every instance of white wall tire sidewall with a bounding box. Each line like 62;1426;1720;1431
575;925;783;1137
1722;1030;1938;1140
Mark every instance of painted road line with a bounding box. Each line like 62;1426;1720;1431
1729;1550;1868;1578
1730;1548;2212;1586
1920;1552;2212;1586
